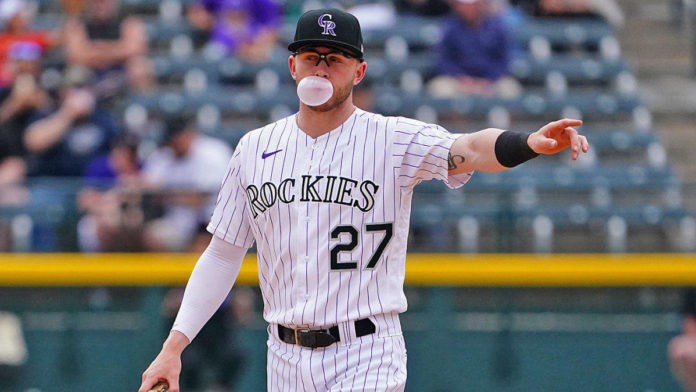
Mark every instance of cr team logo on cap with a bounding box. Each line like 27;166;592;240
318;13;337;36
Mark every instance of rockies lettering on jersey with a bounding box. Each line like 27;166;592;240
208;108;472;328
245;176;379;218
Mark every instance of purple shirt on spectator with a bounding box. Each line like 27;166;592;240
206;0;280;54
197;0;224;13
436;14;511;81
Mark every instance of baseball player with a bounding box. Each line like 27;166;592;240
669;289;696;391
139;8;589;392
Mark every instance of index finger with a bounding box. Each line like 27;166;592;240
553;118;583;128
138;376;157;392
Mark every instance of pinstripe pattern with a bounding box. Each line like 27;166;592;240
208;109;471;389
267;314;407;392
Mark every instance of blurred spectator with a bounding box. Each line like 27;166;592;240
393;0;451;17
428;0;521;98
0;311;28;390
162;226;252;391
0;41;51;185
187;0;281;63
63;0;148;72
24;66;119;177
187;0;221;32
123;55;163;146
77;133;144;252
125;55;156;95
0;41;46;249
83;133;141;188
669;288;696;392
139;116;232;252
510;0;623;27
60;0;88;17
0;0;59;87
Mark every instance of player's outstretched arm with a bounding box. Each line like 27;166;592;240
448;119;588;175
138;331;188;392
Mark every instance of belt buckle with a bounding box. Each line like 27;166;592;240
294;327;310;345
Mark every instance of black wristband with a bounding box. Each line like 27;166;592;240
494;131;539;168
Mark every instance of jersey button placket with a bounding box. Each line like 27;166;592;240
290;138;311;305
296;136;322;311
306;139;314;171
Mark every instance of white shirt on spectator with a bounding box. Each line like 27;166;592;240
143;135;233;243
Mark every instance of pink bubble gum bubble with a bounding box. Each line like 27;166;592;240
297;76;333;106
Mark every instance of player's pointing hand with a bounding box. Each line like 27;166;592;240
527;118;589;160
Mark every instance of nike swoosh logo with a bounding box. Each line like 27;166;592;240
261;149;282;159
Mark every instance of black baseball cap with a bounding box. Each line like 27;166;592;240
288;8;364;59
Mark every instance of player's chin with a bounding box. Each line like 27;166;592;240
306;104;331;112
306;99;335;112
307;94;347;112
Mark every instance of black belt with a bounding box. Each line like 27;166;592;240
277;318;376;349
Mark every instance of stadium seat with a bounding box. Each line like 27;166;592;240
18;2;693;255
512;205;693;253
514;18;614;51
373;87;641;119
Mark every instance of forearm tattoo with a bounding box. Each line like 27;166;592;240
447;153;466;170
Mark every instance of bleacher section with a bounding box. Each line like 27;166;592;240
6;0;692;254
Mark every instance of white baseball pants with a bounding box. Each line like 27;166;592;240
266;314;407;391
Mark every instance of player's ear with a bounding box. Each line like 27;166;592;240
289;55;297;81
353;61;367;86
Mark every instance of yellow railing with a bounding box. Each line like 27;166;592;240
2;253;696;286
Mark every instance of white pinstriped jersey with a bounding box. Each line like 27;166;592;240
207;108;472;328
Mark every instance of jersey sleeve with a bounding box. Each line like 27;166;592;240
206;143;255;249
393;119;473;189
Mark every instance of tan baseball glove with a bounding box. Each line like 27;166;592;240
148;381;169;392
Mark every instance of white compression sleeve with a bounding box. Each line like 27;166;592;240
171;235;247;341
